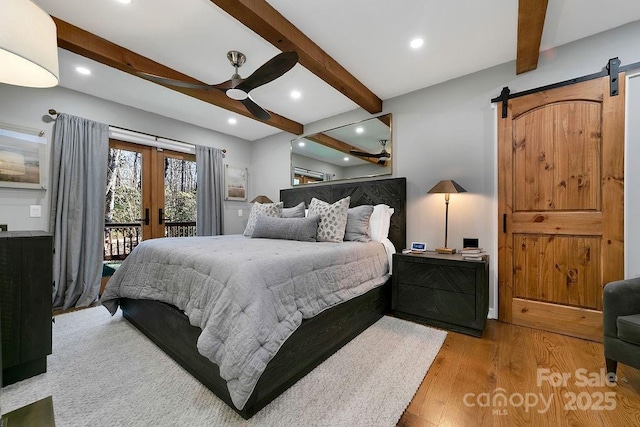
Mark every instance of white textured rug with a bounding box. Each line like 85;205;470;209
1;307;446;427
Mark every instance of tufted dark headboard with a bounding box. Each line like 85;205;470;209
280;177;406;251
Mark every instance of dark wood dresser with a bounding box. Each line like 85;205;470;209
0;231;53;386
392;252;489;337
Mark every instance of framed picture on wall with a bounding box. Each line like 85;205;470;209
0;123;47;190
224;164;247;201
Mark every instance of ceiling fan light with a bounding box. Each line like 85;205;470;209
0;0;59;88
226;88;248;101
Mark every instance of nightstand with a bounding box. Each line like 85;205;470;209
392;252;489;337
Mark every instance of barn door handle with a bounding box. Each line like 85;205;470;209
136;208;150;225
503;213;507;233
159;208;164;225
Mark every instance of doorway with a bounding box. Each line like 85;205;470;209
103;140;197;262
497;76;625;341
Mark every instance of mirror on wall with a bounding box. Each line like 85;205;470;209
291;114;392;186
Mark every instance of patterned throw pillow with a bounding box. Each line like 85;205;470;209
308;196;350;242
243;202;283;236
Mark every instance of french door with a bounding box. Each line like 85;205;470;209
104;140;196;260
497;76;625;341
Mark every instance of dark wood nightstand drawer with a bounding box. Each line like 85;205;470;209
395;259;476;295
396;284;476;325
392;252;489;337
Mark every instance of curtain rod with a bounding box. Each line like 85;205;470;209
47;109;226;154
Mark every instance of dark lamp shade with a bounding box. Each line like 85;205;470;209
250;195;274;204
427;180;467;194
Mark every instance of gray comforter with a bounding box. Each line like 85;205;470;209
100;234;389;410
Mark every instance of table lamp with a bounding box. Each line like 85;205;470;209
427;180;467;254
250;195;273;203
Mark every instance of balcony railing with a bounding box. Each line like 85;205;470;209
104;221;196;261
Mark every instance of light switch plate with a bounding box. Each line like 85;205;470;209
29;205;42;218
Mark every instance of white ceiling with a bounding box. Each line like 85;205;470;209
34;0;640;141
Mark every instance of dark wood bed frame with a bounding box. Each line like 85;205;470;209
120;177;406;419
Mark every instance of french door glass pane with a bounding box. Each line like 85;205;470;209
163;156;197;237
104;147;143;260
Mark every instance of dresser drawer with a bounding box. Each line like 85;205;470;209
395;284;476;326
395;258;476;295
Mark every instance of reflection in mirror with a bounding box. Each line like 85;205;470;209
291;114;392;186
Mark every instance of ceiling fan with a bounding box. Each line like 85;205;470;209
350;139;391;165
138;50;299;121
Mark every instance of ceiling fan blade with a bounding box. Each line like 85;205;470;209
350;149;391;159
349;150;376;157
237;51;299;93
241;96;271;120
137;72;212;90
209;79;238;91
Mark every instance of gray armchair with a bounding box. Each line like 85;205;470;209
603;277;640;375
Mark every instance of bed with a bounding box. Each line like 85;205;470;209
101;177;406;419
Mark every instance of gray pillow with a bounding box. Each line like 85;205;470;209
344;205;374;242
251;215;320;242
243;202;283;236
308;196;350;242
281;202;306;218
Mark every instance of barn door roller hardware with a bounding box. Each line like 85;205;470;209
607;57;621;97
492;57;639;118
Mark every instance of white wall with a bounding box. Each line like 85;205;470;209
292;153;345;181
251;21;640;318
0;84;252;234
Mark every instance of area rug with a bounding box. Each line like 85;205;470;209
1;306;446;426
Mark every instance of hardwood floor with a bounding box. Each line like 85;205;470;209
399;320;640;427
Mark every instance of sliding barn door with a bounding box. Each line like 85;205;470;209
498;76;625;341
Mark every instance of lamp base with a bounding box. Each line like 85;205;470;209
435;247;456;254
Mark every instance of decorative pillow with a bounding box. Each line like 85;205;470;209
281;202;306;218
344;205;374;242
369;204;394;242
251;215;320;242
243;202;283;236
308;196;350;242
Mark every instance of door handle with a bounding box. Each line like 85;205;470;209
503;213;507;233
159;208;164;225
136;208;150;225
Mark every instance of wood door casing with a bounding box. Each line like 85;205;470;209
498;76;625;342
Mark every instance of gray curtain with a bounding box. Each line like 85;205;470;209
196;145;224;236
50;113;109;309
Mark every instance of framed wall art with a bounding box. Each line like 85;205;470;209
224;164;247;201
0;123;47;190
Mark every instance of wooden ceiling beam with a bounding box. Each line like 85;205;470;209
210;0;383;114
306;133;383;166
516;0;549;74
52;17;304;135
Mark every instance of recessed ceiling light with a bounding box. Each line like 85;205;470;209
290;90;301;99
355;127;364;134
298;141;305;147
75;66;91;75
228;118;237;125
116;0;132;4
410;38;424;49
343;157;349;162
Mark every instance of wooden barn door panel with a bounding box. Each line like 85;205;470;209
498;77;625;341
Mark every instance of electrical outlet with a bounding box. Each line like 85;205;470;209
29;205;42;218
238;209;243;217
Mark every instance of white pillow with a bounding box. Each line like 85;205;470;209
369;204;394;242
